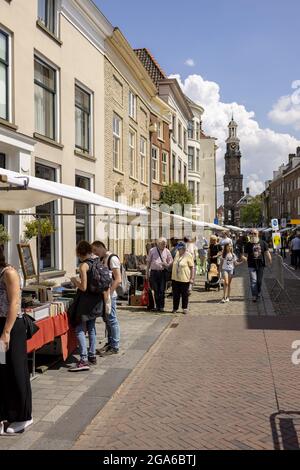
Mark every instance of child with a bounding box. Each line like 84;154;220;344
220;244;244;303
207;263;219;282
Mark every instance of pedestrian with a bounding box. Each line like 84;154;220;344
280;234;287;259
146;237;173;312
208;235;222;268
290;233;300;269
171;242;195;314
220;231;233;247
243;229;272;302
91;241;122;356
0;245;33;434
220;243;244;303
235;233;244;259
69;241;105;371
197;236;208;275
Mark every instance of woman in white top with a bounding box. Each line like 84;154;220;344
220;244;244;303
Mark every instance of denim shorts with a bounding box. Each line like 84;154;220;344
222;269;235;277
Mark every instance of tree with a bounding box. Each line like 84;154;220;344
240;196;262;227
159;183;194;207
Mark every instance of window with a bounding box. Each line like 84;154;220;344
172;115;176;140
0;153;5;227
113;113;122;170
188;121;194;139
75;175;91;245
162;151;168;184
38;0;57;35
188;181;195;199
75;85;92;154
129;130;136;178
172;153;176;182
34;57;57;140
178;158;182;183
35;163;58;272
0;153;5;169
183;130;187;152
152;146;159;182
129;90;136;120
0;30;9;121
197;182;200;204
188;147;195;171
178;122;182;146
196;148;200;172
140;137;147;183
196;122;200;140
157;121;163;140
184;164;187;185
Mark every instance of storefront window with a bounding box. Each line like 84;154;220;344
35;163;57;272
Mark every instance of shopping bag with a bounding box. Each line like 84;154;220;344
140;280;150;307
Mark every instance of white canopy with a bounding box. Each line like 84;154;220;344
224;225;247;232
0;169;148;216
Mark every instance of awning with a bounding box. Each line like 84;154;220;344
224;225;247;232
151;207;226;231
0;169;148;216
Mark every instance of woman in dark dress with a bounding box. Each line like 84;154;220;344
0;245;32;434
208;235;223;267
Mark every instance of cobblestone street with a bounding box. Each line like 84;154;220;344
73;263;300;450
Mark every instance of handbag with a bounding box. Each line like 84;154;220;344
156;248;172;281
140;280;150;307
23;313;40;340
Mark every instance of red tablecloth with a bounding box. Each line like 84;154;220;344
26;313;77;361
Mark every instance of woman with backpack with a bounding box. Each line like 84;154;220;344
69;241;107;371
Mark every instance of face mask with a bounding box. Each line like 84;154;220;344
250;236;259;244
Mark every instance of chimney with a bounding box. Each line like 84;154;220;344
297;147;300;157
246;187;250;195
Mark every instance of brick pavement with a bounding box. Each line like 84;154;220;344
73;263;300;450
0;308;172;450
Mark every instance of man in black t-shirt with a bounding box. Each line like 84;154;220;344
243;229;272;302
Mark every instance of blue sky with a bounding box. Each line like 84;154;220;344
95;0;300;195
95;0;300;138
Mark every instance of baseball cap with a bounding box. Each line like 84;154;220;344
176;241;186;250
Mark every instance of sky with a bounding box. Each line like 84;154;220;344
95;0;300;200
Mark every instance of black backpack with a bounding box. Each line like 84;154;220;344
86;259;112;294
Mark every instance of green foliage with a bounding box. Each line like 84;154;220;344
159;183;194;206
0;224;11;245
240;196;262;226
24;218;55;241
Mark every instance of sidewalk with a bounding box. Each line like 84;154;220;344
73;263;300;450
0;308;172;450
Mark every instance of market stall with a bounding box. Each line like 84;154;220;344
0;168;148;370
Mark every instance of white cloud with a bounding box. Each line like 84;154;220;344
268;81;300;131
170;73;300;201
184;58;195;67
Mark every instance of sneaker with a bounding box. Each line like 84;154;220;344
220;298;226;303
182;309;189;314
69;360;90;372
99;346;119;357
88;355;97;365
96;343;110;355
172;310;178;314
6;419;33;434
225;298;230;302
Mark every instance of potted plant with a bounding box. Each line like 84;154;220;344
0;224;11;246
24;218;56;242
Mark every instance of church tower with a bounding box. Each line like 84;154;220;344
223;117;244;225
